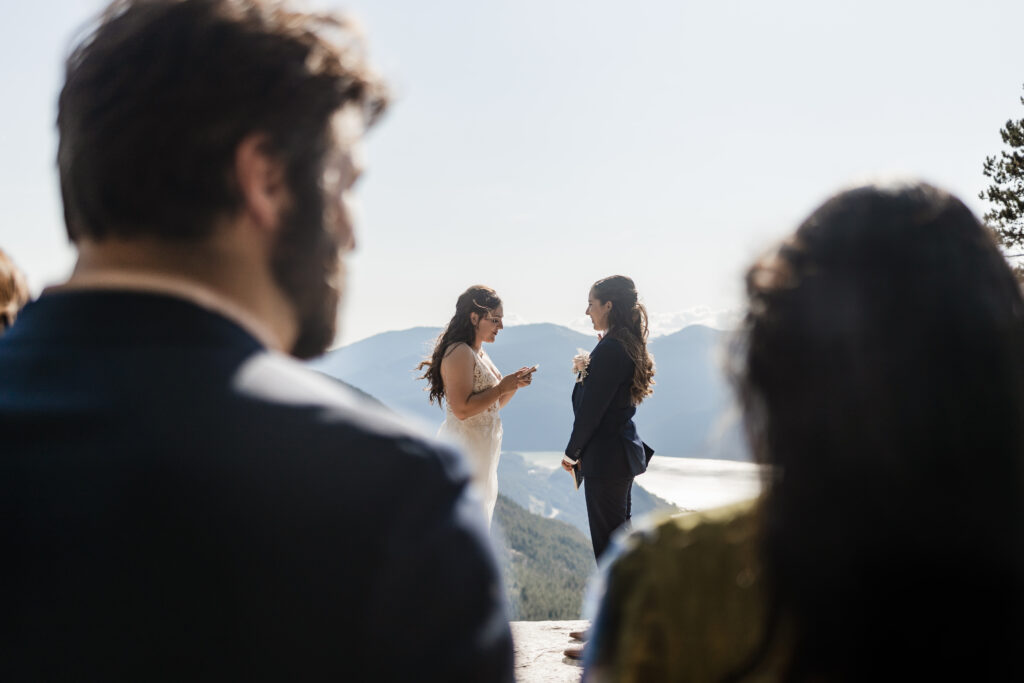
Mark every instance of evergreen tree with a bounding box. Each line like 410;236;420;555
981;84;1024;277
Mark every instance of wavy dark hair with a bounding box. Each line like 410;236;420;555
728;183;1024;682
592;275;655;405
418;286;502;405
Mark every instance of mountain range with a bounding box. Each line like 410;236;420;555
309;322;748;460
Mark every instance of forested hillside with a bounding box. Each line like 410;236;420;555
491;495;595;620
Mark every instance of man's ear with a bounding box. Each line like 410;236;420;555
234;134;289;233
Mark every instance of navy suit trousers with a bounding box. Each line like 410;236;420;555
584;476;634;561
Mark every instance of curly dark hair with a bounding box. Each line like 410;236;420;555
57;0;388;242
728;183;1024;682
592;275;655;405
417;286;501;406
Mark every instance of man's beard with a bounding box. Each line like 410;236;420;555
270;190;345;360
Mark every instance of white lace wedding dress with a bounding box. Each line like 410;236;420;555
437;345;504;524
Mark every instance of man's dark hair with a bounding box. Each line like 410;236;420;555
57;0;387;242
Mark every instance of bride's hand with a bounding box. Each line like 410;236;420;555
498;368;534;396
497;373;521;395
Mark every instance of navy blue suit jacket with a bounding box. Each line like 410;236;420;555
565;336;652;479
0;291;513;682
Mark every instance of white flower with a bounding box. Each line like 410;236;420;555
572;349;590;382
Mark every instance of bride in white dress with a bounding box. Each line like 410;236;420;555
418;286;536;524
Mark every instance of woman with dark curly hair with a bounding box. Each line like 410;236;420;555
727;182;1024;682
418;285;535;524
563;275;655;564
582;183;1024;682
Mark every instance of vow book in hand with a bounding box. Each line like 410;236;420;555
562;456;583;490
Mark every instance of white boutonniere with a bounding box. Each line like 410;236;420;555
572;348;590;383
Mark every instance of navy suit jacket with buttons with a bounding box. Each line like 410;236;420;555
0;290;513;683
565;335;653;479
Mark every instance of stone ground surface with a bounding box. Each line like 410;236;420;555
511;620;589;683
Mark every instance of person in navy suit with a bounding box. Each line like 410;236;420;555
563;275;656;563
0;2;512;681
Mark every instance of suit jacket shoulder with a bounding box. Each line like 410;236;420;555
231;350;478;495
0;291;514;682
592;334;630;364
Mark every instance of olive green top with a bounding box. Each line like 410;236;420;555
586;498;783;683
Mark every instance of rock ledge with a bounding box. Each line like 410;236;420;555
511;619;589;683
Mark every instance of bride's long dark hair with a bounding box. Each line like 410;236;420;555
417;285;502;406
592;275;655;405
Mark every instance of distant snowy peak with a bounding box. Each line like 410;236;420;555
559;307;742;338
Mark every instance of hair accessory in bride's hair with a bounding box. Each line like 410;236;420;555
572;349;590;383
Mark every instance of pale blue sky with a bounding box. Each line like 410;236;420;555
2;0;1023;344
